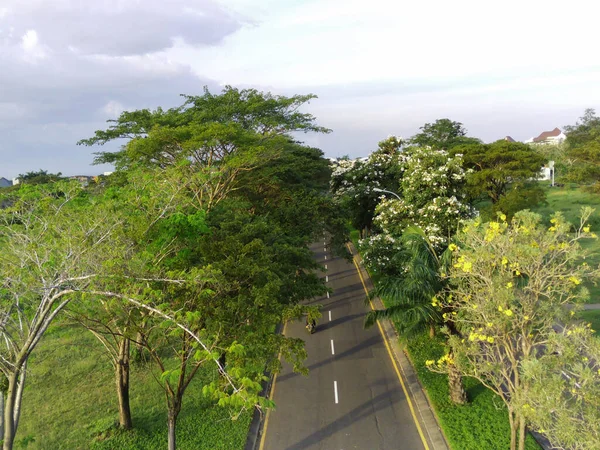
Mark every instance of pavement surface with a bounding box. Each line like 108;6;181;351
259;240;427;450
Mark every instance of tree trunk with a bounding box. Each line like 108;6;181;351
3;372;19;450
167;401;181;450
518;414;526;450
0;392;4;439
12;360;26;432
116;338;133;430
447;361;467;404
508;409;517;450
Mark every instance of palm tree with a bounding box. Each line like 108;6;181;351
364;226;467;404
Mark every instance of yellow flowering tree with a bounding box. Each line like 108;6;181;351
429;208;599;450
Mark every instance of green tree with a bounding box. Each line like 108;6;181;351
0;182;128;449
409;118;480;149
564;108;600;188
431;209;599;450
16;170;63;185
451;140;547;219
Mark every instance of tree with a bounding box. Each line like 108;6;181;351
409;119;480;149
0;182;127;449
520;322;600;449
451;140;547;210
430;209;599;450
564;108;600;188
369;147;473;253
16;170;63;185
330;136;404;235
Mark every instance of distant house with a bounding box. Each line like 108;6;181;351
69;175;93;186
525;127;566;145
503;136;516;142
0;177;12;188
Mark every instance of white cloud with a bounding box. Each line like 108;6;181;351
101;100;125;117
20;29;47;62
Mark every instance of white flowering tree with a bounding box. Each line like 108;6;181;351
373;147;473;249
330;136;404;234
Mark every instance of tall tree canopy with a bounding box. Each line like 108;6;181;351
409;118;480;149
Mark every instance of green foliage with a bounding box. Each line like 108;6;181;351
16;169;63;185
364;227;445;334
564;108;600;187
409;118;480;149
488;183;547;221
452;140;547;205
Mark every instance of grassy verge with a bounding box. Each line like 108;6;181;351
578;310;600;336
404;331;540;450
529;182;600;303
16;322;251;450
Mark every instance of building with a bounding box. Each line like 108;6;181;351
525;127;566;145
503;136;516;142
0;177;12;188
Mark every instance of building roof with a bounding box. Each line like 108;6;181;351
0;177;12;187
533;127;562;143
504;136;516;142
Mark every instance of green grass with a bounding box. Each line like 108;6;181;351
528;182;600;303
349;229;360;249
404;332;540;450
578;310;600;336
16;323;251;450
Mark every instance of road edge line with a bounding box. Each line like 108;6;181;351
349;251;431;450
254;322;287;450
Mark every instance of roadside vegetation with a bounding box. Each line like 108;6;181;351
0;87;347;450
334;112;600;450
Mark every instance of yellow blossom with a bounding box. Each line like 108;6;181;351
524;316;530;321
506;282;513;288
487;336;494;343
499;213;507;222
448;243;458;251
498;305;503;312
569;276;582;285
583;225;591;233
486;322;493;328
502;257;508;266
425;360;435;366
505;309;514;317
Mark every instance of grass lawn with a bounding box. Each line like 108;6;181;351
16;322;251;450
529;182;600;303
578;310;600;336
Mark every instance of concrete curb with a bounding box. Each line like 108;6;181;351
348;243;450;450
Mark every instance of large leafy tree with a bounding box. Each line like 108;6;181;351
409;118;480;149
451;140;547;218
432;209;599;450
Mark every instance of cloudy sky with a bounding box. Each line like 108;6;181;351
1;0;599;178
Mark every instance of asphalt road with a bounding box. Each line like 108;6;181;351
260;240;425;450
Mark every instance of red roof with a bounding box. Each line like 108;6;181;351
533;127;562;143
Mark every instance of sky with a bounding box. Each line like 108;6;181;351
1;0;599;179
